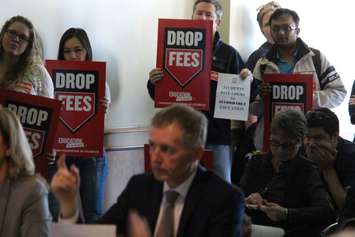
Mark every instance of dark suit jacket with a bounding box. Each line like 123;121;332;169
97;166;244;237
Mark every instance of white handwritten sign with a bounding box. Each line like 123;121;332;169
214;73;251;121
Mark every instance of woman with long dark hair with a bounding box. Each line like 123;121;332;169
48;27;110;222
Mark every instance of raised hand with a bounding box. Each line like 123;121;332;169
99;97;110;114
149;68;164;85
128;211;152;237
50;154;80;218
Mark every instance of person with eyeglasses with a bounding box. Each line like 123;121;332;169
249;8;346;151
305;108;355;213
47;28;111;223
231;1;281;185
239;109;334;237
0;15;53;97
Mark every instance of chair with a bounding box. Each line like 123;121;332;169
320;222;338;237
143;144;213;172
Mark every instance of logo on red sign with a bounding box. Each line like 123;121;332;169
54;70;98;133
164;28;205;88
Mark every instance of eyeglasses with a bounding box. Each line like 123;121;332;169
5;29;30;43
270;139;299;150
271;25;297;34
63;47;85;54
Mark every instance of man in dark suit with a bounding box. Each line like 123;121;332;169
51;104;244;237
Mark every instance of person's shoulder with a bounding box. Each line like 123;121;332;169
338;137;355;152
20;175;48;192
296;155;320;171
247;152;267;166
218;40;241;56
12;175;48;202
198;168;243;198
337;137;355;161
126;173;158;188
27;63;46;74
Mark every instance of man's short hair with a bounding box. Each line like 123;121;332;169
271;109;307;140
269;8;300;27
306;108;339;137
193;0;223;22
151;104;208;148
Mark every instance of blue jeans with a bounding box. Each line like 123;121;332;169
206;144;232;183
48;152;108;222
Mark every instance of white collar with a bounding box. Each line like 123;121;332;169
163;168;197;199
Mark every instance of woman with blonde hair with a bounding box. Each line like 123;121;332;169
0;15;53;97
0;108;51;237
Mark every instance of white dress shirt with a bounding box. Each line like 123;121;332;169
154;169;197;237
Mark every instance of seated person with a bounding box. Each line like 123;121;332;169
51;104;245;237
0;108;51;237
239;109;334;237
305;108;355;210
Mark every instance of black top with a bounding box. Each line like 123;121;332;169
240;152;334;237
246;41;273;71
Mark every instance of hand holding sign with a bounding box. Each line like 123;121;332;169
51;154;80;219
149;68;164;85
259;82;272;97
239;68;252;81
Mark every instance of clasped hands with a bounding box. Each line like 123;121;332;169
245;192;288;222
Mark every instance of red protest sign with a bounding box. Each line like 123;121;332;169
263;73;313;151
155;19;212;110
46;60;105;157
0;89;61;175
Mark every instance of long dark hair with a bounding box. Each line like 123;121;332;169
0;15;36;88
57;28;92;61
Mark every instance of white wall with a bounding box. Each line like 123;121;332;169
229;0;355;140
2;0;193;131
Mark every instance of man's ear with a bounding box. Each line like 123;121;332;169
5;148;10;157
331;132;339;146
193;145;204;161
216;19;221;27
296;27;300;35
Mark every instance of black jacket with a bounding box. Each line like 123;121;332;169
97;166;244;237
240;153;334;237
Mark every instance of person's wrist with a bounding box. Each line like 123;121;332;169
283;208;288;220
60;197;78;219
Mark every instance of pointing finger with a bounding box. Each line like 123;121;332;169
57;154;68;170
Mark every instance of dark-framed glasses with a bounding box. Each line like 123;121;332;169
5;29;30;43
269;139;299;150
271;25;297;34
